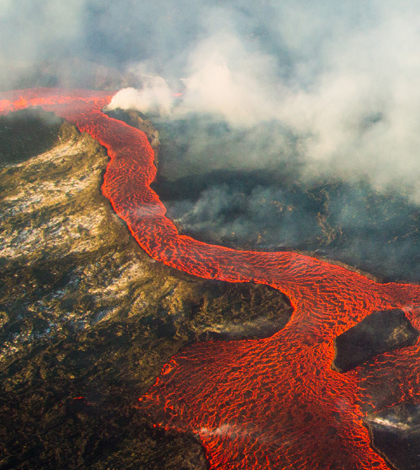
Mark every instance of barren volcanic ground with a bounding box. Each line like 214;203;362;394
0;109;292;469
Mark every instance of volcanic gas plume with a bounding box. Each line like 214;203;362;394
2;88;420;469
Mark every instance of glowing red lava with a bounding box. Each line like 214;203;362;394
2;88;420;469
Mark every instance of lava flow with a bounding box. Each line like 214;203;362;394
2;88;420;469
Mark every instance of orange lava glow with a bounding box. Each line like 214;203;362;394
2;88;420;469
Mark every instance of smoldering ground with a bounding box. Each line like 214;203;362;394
4;1;420;280
150;117;420;282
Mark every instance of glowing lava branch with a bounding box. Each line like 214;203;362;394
2;88;420;469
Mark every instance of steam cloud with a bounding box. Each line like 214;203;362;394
3;1;420;279
107;78;173;116
39;0;417;203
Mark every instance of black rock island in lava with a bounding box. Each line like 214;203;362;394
2;88;420;470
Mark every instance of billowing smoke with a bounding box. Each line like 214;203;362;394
4;0;420;279
97;2;420;203
107;79;173;116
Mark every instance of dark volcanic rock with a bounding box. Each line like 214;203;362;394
0;108;63;165
365;403;420;470
332;308;418;373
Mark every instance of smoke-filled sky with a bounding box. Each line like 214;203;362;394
3;1;420;195
4;0;420;279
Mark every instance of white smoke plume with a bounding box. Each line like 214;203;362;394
107;77;174;116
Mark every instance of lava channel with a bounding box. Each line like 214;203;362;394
2;88;420;469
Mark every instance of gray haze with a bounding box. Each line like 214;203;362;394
3;1;420;195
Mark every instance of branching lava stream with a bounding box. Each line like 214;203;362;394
2;88;420;469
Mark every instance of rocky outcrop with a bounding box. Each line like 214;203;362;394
365;403;420;470
332;308;418;373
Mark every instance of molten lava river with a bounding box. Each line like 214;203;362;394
3;88;420;470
